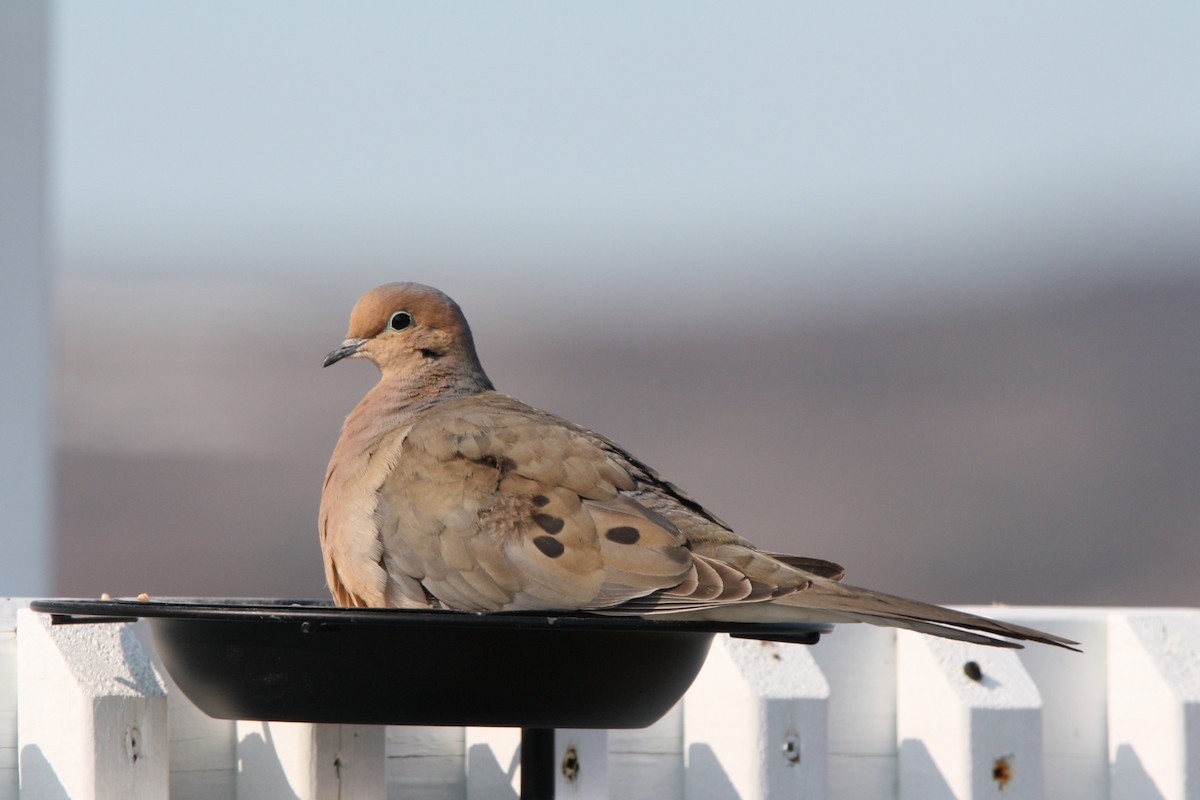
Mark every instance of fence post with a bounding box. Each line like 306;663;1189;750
896;630;1043;800
683;636;830;800
16;610;168;800
0;601;31;800
609;703;684;800
976;606;1111;800
385;726;465;800
1107;610;1200;800
808;624;898;800
235;720;384;800
465;727;520;799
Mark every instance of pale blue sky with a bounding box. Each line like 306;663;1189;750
53;2;1200;314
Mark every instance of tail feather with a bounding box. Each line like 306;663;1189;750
775;580;1080;650
761;553;846;581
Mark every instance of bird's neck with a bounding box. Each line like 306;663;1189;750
367;360;494;419
336;373;482;459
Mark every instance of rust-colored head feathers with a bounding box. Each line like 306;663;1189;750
344;282;468;342
322;282;491;389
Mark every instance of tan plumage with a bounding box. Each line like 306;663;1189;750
319;282;1077;650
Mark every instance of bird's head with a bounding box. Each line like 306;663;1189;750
323;282;492;389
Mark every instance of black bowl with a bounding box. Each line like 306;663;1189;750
31;598;826;729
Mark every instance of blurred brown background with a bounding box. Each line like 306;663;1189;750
54;272;1200;606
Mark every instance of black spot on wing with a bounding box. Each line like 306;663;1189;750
533;513;565;534
533;535;565;558
605;526;641;544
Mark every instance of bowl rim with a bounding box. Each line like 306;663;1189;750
30;597;829;643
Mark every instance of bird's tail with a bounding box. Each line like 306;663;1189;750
766;579;1080;650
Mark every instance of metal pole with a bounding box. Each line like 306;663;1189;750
520;727;555;800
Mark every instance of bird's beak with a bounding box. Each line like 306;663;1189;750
322;338;367;367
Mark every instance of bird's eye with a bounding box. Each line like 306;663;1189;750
388;311;413;331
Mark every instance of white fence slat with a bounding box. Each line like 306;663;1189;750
1107;610;1200;800
977;607;1110;800
808;624;898;800
465;726;520;799
385;725;465;800
896;630;1043;800
236;720;384;800
465;727;608;800
16;609;168;800
551;729;608;799
0;600;30;800
609;702;684;800
683;636;829;800
162;684;236;800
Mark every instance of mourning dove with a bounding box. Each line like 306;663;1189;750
320;282;1076;650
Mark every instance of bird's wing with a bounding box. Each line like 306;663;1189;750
374;393;763;611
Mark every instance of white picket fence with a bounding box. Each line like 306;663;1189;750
2;599;1198;800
